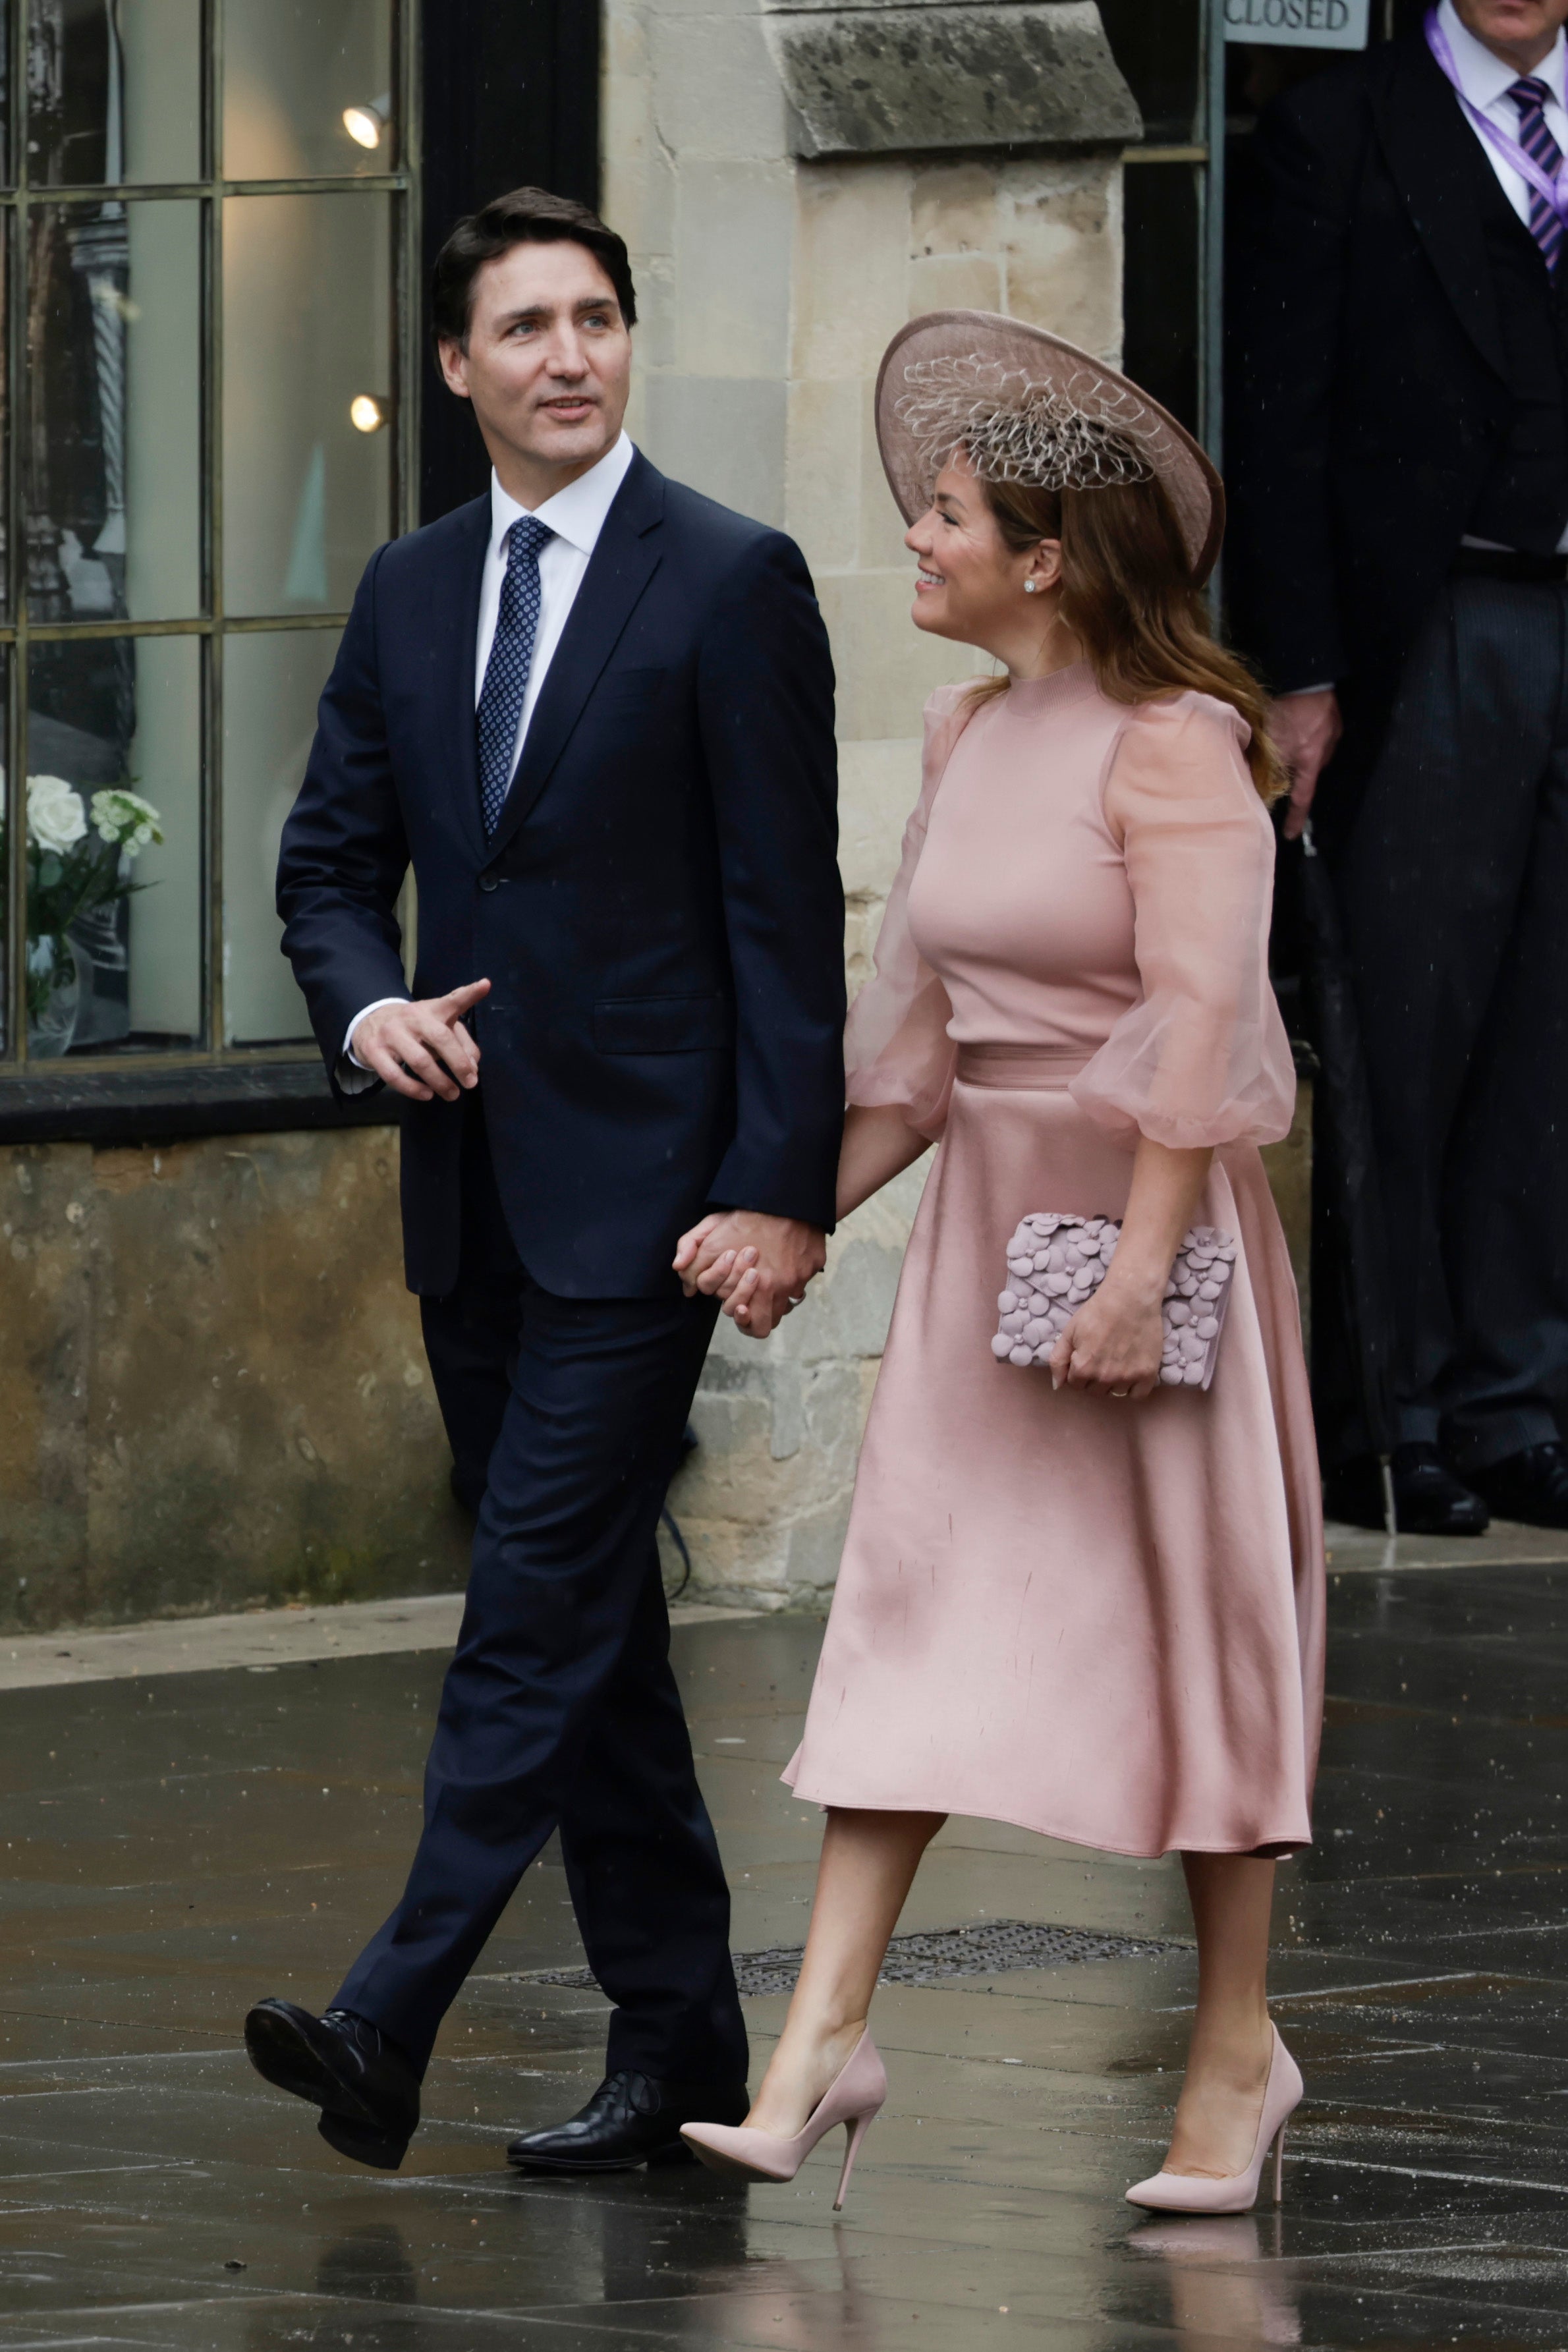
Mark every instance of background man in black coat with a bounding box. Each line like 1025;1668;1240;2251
1229;0;1568;1534
244;190;845;2171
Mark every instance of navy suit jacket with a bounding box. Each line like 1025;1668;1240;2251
277;451;845;1298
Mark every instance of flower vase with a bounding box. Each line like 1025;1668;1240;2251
26;934;80;1057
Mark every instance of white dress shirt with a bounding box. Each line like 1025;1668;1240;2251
1441;1;1568;555
1438;0;1568;230
1285;4;1568;694
341;432;637;1081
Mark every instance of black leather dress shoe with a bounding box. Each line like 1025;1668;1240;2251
244;1999;420;2170
506;2071;748;2173
1472;1440;1568;1529
1324;1443;1490;1536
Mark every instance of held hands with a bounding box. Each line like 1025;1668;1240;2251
352;980;491;1102
673;1212;827;1339
1268;688;1342;841
1048;1266;1165;1401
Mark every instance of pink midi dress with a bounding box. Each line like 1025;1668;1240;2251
785;665;1325;1857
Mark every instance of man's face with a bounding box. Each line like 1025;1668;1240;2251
1453;0;1568;52
439;239;632;479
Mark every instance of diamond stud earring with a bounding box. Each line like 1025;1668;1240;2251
1024;580;1039;594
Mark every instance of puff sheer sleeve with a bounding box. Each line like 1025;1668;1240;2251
842;685;973;1142
1071;694;1295;1150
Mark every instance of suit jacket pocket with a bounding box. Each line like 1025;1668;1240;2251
593;994;733;1053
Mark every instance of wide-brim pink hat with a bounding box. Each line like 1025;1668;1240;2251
874;311;1225;586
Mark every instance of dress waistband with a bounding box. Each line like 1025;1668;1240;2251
954;1044;1091;1090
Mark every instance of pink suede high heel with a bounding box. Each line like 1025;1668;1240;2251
681;2029;887;2210
1125;2025;1302;2214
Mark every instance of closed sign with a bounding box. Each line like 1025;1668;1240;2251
1223;0;1370;45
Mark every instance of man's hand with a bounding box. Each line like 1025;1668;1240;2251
1269;687;1343;840
352;980;491;1102
673;1211;827;1339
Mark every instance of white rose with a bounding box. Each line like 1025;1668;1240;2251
90;789;163;858
27;775;87;855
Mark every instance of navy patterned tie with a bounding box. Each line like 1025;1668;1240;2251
1508;76;1565;272
476;515;554;837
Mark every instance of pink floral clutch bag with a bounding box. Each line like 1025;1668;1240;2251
992;1214;1237;1389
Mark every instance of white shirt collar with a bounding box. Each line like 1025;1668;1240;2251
488;431;636;562
1440;0;1567;112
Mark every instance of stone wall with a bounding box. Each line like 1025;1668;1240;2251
606;0;1146;1605
1;2;1310;1634
0;1129;466;1634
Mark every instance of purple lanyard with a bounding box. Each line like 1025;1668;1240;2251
1426;6;1568;225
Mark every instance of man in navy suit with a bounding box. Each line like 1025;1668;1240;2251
244;188;844;2172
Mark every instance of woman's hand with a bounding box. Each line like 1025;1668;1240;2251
672;1212;826;1337
1049;1270;1165;1400
1047;1134;1216;1401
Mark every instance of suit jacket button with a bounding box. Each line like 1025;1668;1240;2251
479;872;499;892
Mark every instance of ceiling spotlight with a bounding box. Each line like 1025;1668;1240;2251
349;394;388;434
342;94;391;151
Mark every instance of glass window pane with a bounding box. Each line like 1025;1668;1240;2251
223;192;393;617
1099;0;1202;146
25;635;202;1057
28;200;202;623
222;628;339;1048
28;0;201;186
1122;163;1200;437
223;0;395;179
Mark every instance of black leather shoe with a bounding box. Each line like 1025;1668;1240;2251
244;2000;420;2170
506;2071;748;2173
1324;1443;1490;1536
1472;1440;1568;1529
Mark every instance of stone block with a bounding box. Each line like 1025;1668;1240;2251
642;374;789;524
768;4;1140;161
791;159;912;380
911;159;999;256
1001;158;1120;354
837;734;922;901
910;250;1003;314
630;252;679;372
0;1128;469;1635
652;11;791;159
0;1146;92;1626
674;159;795;378
605;145;678;264
785;376;864;573
816;566;979;741
602;0;651;79
858;385;917;569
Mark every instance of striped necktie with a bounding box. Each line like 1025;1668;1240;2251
1507;76;1565;272
476;515;554;837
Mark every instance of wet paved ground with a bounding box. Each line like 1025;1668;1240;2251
3;1563;1567;2347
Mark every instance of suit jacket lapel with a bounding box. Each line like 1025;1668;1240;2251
1373;36;1508;383
485;453;666;860
428;493;490;868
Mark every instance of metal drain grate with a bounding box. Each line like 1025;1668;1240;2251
523;1918;1179;1998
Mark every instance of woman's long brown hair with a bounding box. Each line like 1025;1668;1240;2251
974;472;1285;804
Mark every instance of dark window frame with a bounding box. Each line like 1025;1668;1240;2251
0;0;600;1146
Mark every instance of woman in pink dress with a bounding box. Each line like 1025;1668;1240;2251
677;313;1324;2214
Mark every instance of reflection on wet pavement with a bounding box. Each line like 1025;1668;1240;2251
2;1565;1566;2345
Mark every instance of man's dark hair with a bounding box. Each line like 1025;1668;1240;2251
432;186;637;346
